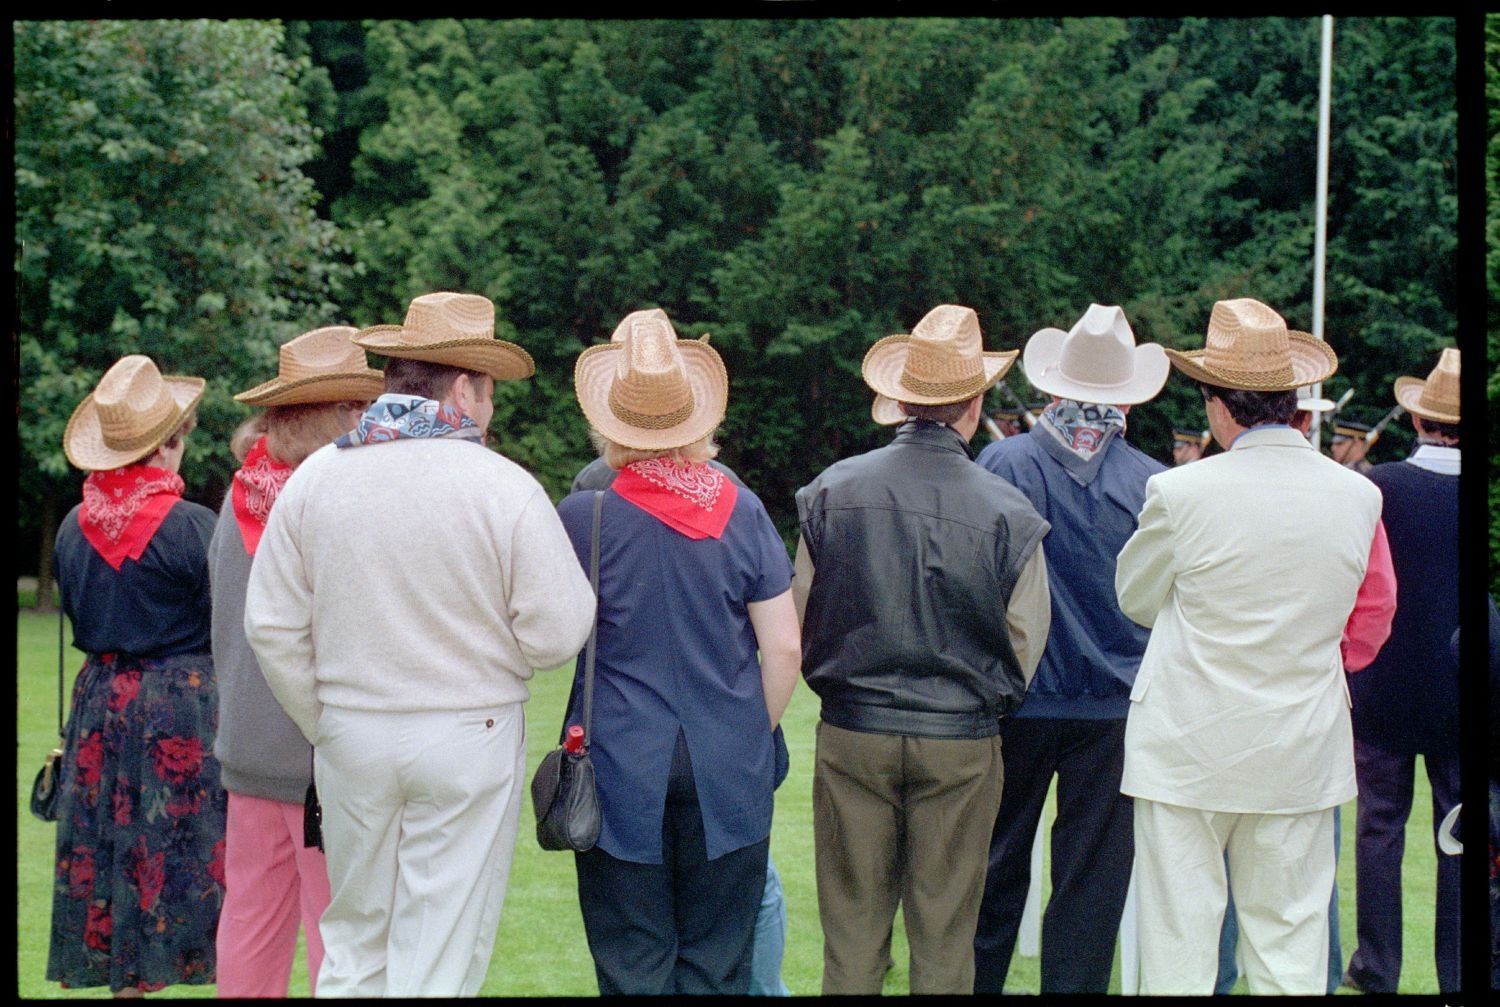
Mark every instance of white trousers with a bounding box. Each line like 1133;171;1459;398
312;704;526;998
1132;798;1335;995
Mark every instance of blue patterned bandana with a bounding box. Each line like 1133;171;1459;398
335;394;483;448
1039;399;1127;461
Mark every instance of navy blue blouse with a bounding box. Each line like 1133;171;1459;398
54;500;217;658
556;484;793;864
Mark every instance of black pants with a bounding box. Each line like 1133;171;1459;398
1345;741;1462;993
575;731;768;995
973;717;1134;994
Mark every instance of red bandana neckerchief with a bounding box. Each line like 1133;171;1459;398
231;436;295;556
612;458;738;541
78;464;186;570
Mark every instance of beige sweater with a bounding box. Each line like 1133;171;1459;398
245;437;596;742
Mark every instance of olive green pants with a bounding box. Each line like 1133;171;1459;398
812;720;1005;995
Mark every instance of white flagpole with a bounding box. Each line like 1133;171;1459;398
1310;15;1333;450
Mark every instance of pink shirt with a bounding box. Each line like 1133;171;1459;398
1342;519;1396;672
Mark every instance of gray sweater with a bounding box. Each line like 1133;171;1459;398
209;491;313;803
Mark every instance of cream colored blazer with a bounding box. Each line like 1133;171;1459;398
1115;426;1383;814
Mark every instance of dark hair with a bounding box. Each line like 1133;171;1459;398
1416;416;1460;444
902;395;978;426
1197;381;1297;427
159;411;198;452
384;357;488;401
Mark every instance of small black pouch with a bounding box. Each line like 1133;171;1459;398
303;781;323;851
29;748;63;822
531;748;600;851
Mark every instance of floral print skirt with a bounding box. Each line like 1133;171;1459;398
46;652;227;992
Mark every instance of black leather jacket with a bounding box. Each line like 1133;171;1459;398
795;420;1049;738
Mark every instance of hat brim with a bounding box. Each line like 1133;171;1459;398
1393;376;1459;423
861;335;1016;417
1022;327;1170;405
1164;331;1337;391
63;376;206;472
574;340;729;451
234;370;386;407
870;394;905;426
354;325;535;382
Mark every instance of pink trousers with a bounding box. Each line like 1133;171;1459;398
215;791;332;998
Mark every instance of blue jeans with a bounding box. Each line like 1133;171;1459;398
748;855;790;996
1215;805;1342;994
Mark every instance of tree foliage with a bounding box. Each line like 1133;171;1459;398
305;17;1454;536
15;19;349;603
16;18;1459;572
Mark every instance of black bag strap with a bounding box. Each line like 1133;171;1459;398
579;489;603;744
56;588;65;742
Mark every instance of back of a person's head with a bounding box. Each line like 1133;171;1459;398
384;357;486;402
265;401;366;468
1197;382;1298;428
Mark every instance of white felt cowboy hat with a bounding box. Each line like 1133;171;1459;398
1295;385;1336;413
1022;304;1168;406
354;291;535;382
234;326;385;407
1393;347;1459;423
1165;298;1338;391
865;304;1017;426
63;355;206;471
574;308;728;452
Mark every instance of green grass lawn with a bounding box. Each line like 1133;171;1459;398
16;607;1444;996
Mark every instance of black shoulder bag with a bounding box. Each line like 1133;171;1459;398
530;490;603;852
29;600;66;822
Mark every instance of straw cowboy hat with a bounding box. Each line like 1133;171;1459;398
574;308;729;452
1165;298;1337;391
865;304;1017;425
1021;304;1168;406
1394;346;1459;423
354;291;535;381
63;355;206;472
234;326;385;407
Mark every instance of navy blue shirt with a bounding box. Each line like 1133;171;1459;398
556;484;793;864
54;500;217;658
976;425;1162;718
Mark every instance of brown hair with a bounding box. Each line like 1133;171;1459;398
384;357;488;402
159;410;199;453
901;395;977;426
265;401;366;468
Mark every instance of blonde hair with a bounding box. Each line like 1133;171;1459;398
265;401;367;468
229;413;269;462
590;428;719;470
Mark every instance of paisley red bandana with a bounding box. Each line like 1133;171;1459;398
612;458;738;540
78;465;186;570
231;436;294;555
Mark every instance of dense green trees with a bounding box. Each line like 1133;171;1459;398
15;20;347;605
305;17;1454;529
15;17;1459;583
